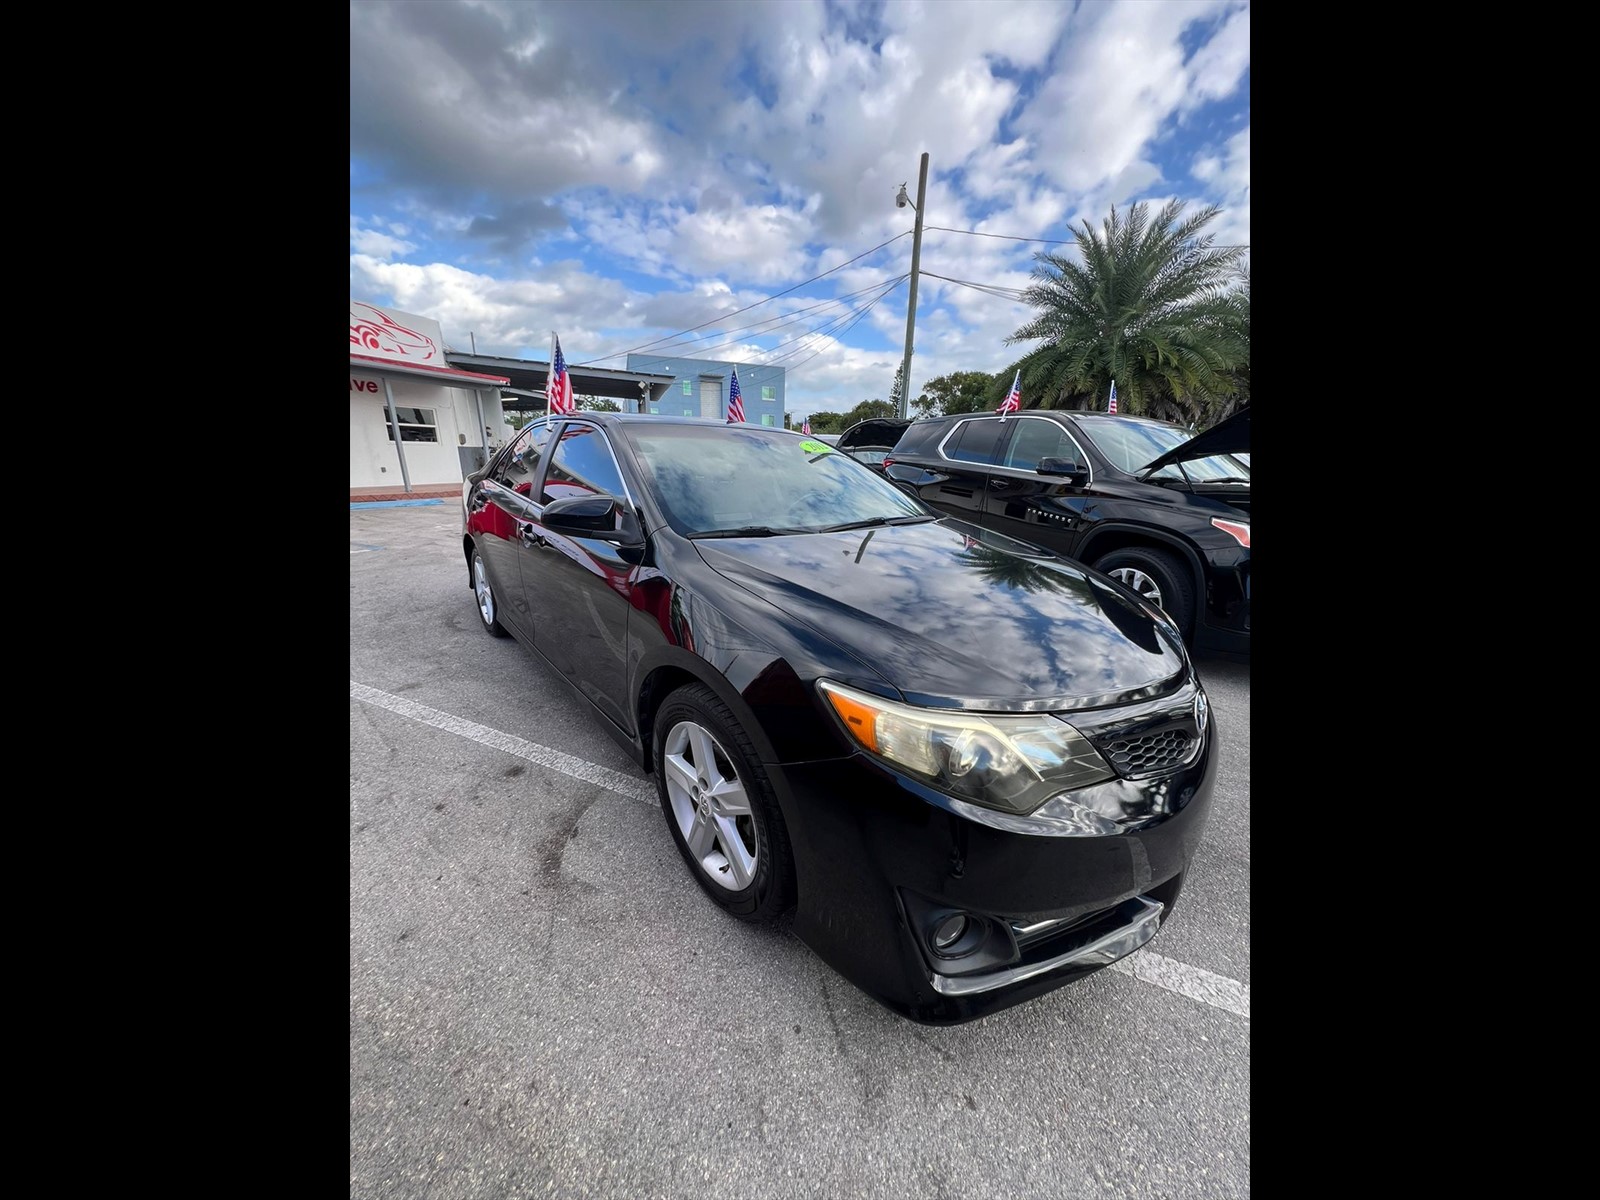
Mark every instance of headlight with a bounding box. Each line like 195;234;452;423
818;680;1115;815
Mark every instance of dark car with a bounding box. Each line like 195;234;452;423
463;415;1216;1024
833;416;912;475
884;408;1249;654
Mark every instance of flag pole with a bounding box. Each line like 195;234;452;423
548;331;557;414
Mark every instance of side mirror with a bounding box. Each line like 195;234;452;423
1036;457;1089;484
541;495;644;545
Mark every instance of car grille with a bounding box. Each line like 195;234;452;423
1068;680;1206;781
1101;728;1195;778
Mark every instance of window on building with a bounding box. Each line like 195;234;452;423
762;386;775;400
383;406;438;443
649;404;660;414
542;424;627;506
681;380;693;395
683;408;695;416
761;414;775;426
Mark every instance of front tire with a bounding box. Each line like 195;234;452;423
654;683;795;922
472;548;509;637
1093;545;1196;641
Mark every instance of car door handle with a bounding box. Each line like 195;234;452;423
518;522;546;548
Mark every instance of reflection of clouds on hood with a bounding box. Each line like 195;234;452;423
699;521;1180;705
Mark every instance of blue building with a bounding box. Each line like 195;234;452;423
624;354;786;426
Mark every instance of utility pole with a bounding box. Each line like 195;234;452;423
897;152;928;420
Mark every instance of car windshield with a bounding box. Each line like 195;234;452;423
622;423;929;537
1072;415;1249;483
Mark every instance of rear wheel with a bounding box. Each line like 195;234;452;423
472;549;509;637
654;683;795;922
1093;546;1195;640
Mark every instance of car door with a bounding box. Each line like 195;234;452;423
519;421;637;732
981;415;1097;558
913;417;1010;520
469;419;554;639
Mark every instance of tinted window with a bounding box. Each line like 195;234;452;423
492;420;553;496
946;419;1008;466
542;424;626;505
1001;418;1081;470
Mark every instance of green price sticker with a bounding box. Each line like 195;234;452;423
799;439;833;454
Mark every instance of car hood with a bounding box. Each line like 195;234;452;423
1139;406;1249;473
693;519;1187;710
837;417;912;451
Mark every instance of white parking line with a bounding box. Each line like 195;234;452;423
1108;949;1249;1018
350;680;1248;1020
350;681;655;804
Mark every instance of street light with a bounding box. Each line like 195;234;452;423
898;153;928;420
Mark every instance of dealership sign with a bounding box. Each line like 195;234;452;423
349;300;444;366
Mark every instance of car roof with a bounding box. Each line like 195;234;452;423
920;409;1175;427
529;413;805;429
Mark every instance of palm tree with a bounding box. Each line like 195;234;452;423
1006;199;1248;426
1212;261;1250;417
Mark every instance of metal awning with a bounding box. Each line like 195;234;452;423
351;353;510;387
445;352;675;408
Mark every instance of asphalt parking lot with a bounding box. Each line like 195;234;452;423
351;500;1250;1199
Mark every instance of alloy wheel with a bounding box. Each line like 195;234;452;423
1108;566;1163;610
475;557;495;625
663;720;758;890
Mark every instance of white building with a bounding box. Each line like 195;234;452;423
350;300;513;497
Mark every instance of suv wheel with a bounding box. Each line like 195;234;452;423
1093;546;1195;640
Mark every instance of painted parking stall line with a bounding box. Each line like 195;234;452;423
1108;950;1249;1018
350;681;655;805
350;680;1248;1019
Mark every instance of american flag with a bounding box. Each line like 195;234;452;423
548;335;575;415
801;416;811;435
998;369;1021;418
1108;380;1118;414
727;366;745;423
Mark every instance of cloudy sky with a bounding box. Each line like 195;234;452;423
350;0;1249;420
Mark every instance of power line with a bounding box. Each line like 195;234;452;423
622;274;908;360
574;230;913;367
761;279;904;367
925;224;1076;245
627;276;908;375
917;270;1029;301
925;224;1249;250
781;279;908;375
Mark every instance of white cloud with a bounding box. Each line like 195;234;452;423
350;0;1251;417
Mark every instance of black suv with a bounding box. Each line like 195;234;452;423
884;407;1249;654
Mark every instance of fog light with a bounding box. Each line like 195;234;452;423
931;913;969;951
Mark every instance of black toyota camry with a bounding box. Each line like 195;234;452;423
463;414;1216;1024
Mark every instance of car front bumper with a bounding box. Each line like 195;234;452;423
765;706;1218;1024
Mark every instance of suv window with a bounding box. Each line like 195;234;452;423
1001;418;1080;470
944;419;1008;466
542;424;626;505
492;420;553;496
